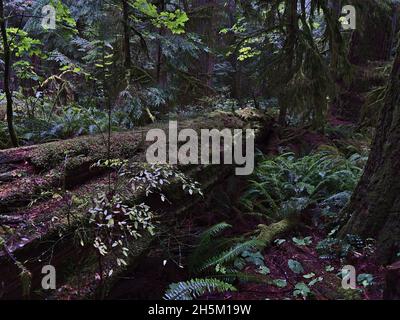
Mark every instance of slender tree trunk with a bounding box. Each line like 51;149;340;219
122;0;131;79
226;0;241;101
0;0;18;147
156;0;166;87
339;45;400;264
278;0;298;126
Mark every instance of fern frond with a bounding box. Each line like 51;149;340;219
211;271;270;284
199;222;232;242
164;278;236;300
197;239;262;272
189;222;232;272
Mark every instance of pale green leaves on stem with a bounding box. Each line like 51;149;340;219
131;0;188;34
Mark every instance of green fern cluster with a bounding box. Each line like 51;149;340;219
196;240;262;273
164;278;236;300
241;150;365;219
189;222;231;270
187;223;266;284
164;222;269;300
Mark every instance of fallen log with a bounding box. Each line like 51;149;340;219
0;110;262;213
256;219;295;249
0;108;272;299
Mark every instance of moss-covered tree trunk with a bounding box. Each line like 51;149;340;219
349;0;394;64
339;45;400;264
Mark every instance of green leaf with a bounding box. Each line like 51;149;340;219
293;282;311;298
292;236;313;246
257;266;271;275
288;259;304;274
308;277;323;287
357;274;374;287
272;279;287;288
133;0;158;18
274;239;286;246
242;250;265;267
325;265;335;272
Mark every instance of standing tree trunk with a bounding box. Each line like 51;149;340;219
328;0;342;73
122;0;131;79
0;0;18;147
278;0;298;126
339;45;400;264
192;0;217;90
387;3;400;60
156;0;167;88
349;0;393;65
226;0;241;102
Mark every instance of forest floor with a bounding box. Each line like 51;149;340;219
0;108;385;300
107;221;384;300
106;113;385;301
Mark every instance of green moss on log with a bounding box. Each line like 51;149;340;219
256;219;294;248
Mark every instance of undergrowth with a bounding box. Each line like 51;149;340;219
241;148;366;220
165;148;369;300
163;223;269;300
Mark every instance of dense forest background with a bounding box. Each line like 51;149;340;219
0;0;400;300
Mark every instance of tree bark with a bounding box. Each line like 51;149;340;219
339;45;400;264
278;0;298;126
349;0;393;65
122;0;132;78
191;0;217;90
328;0;342;75
156;0;167;87
0;0;18;147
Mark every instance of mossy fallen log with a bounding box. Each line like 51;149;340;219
0;110;263;214
51;165;234;300
0;164;235;299
256;219;295;249
0;108;272;299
